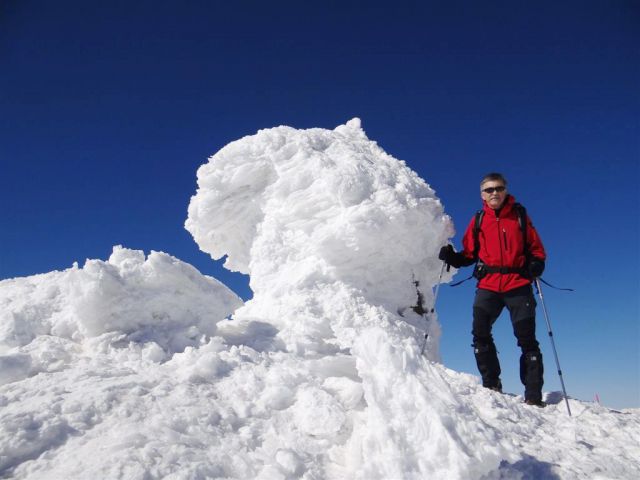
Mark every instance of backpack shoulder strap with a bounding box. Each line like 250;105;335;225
513;203;529;257
473;210;484;261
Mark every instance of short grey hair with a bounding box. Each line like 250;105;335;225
480;172;507;188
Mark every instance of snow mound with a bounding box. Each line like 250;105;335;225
0;246;242;359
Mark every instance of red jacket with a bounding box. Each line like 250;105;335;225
461;195;546;293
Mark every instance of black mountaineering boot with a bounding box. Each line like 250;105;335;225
473;342;502;391
521;350;544;404
488;382;503;394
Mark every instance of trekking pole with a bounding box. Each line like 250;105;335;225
534;278;572;416
420;261;447;355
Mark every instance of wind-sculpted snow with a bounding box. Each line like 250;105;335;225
187;119;449;307
1;120;639;479
187;118;451;358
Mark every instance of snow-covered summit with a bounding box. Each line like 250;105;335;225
1;120;639;479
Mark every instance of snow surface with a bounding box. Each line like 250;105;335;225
1;119;639;479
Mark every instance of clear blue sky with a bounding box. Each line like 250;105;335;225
1;1;638;409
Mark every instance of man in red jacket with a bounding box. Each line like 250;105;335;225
439;173;547;407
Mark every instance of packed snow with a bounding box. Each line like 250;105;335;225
1;119;639;479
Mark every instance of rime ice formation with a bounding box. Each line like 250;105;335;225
0;120;638;479
186;118;452;359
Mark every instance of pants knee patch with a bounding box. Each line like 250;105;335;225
507;294;537;323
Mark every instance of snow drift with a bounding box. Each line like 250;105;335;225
1;119;639;479
0;247;242;356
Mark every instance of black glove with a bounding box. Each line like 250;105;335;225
527;258;545;278
438;245;471;269
438;245;454;262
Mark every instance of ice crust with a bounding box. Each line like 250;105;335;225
1;120;638;479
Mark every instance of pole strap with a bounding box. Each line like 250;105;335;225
449;273;474;287
536;277;574;292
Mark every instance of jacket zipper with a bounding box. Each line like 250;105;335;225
497;217;503;291
503;229;509;252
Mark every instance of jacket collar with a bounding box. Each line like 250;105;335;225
483;194;516;218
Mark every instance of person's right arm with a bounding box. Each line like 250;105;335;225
439;217;476;268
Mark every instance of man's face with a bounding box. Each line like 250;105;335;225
480;180;508;209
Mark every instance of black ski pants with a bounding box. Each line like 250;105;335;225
472;284;544;401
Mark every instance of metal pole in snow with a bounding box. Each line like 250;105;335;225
535;278;572;416
420;261;446;355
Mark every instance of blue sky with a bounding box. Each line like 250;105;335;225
1;1;638;409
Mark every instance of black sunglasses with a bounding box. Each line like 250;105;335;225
482;186;506;194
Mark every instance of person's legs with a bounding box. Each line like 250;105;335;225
472;289;504;390
505;285;544;402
